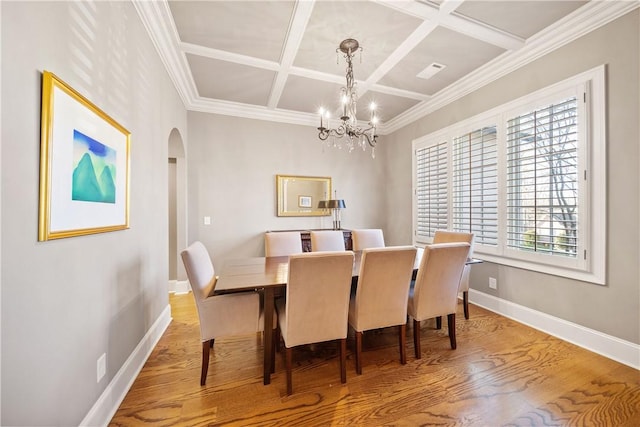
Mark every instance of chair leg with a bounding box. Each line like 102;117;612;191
399;324;407;365
447;313;457;349
285;347;293;396
413;319;421;359
209;339;215;348
201;340;211;386
436;316;442;329
271;330;276;373
463;291;469;319
339;338;347;384
355;331;363;375
275;324;281;353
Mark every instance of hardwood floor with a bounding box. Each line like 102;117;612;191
110;293;640;426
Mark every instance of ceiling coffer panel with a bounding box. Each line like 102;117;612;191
454;1;588;40
169;0;295;62
187;54;275;106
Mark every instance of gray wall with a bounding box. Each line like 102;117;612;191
1;1;187;425
383;10;640;344
186;112;390;267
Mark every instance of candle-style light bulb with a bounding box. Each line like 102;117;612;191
341;95;349;118
319;107;325;128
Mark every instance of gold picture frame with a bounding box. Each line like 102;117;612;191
276;175;331;217
38;71;131;241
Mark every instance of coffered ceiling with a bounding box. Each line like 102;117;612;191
134;0;635;134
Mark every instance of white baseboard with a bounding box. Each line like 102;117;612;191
469;289;640;370
168;279;190;294
80;304;172;427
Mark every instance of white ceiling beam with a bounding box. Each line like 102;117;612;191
268;0;316;109
438;0;464;16
376;0;525;51
360;20;439;95
288;66;429;101
181;42;281;71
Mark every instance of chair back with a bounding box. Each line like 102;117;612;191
283;251;354;347
410;242;470;320
310;230;346;251
352;229;385;251
181;241;217;302
265;231;303;257
350;246;416;331
433;230;474;292
433;230;474;255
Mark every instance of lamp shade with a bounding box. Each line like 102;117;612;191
326;199;346;209
317;200;327;208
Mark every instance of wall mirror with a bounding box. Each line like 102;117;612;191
276;174;332;217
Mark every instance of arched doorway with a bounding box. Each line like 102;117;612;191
168;128;188;293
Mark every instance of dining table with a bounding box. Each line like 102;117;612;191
214;251;482;385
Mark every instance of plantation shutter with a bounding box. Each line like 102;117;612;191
415;141;448;242
506;97;579;257
452;126;498;246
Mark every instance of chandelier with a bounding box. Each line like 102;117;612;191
317;38;379;158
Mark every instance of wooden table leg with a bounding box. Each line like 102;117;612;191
263;287;274;385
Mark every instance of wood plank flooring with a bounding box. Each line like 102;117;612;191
110;293;640;426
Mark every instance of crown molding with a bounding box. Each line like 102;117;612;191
383;0;640;134
189;97;319;127
133;0;197;106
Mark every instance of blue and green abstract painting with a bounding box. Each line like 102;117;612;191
72;130;117;203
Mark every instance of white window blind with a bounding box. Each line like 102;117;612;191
452;126;498;246
415;141;448;241
506;97;579;258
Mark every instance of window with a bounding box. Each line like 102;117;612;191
412;66;606;284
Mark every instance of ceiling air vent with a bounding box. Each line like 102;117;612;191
417;62;446;80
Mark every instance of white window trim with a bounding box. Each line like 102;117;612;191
412;65;606;285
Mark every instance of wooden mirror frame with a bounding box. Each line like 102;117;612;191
276;175;332;217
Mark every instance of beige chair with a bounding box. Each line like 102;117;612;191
276;251;354;395
433;230;475;319
264;231;303;257
351;228;385;251
181;241;275;385
310;230;345;251
348;246;417;374
408;242;470;358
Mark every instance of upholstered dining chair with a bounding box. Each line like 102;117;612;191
351;228;385;251
310;230;346;251
275;251;354;395
181;241;276;385
264;231;303;257
433;230;475;319
348;246;417;374
408;242;470;358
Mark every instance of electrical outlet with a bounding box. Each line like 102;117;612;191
204;216;211;225
97;353;106;383
489;277;497;289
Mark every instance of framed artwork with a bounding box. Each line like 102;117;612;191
38;71;131;241
298;195;312;208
